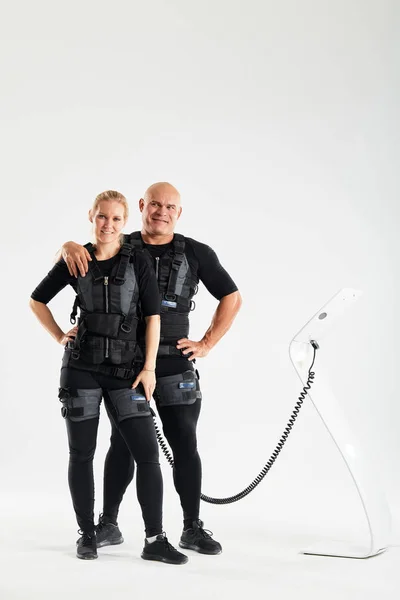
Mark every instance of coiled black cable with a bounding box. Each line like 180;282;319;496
153;343;317;504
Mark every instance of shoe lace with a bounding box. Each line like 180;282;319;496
97;513;115;532
159;533;175;552
97;517;106;533
194;520;213;539
78;530;95;545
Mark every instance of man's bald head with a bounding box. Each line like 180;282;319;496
143;182;181;205
139;181;182;242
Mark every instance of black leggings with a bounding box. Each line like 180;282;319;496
103;399;202;527
60;367;163;537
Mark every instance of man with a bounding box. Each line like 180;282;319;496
61;182;242;555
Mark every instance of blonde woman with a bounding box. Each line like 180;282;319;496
30;191;187;565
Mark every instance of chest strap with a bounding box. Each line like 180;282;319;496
113;243;134;284
165;234;186;301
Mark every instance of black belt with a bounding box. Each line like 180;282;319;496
135;344;183;360
67;357;135;379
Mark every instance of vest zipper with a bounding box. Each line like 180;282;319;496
104;276;109;358
155;256;160;280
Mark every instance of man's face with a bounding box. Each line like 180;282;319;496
139;187;182;236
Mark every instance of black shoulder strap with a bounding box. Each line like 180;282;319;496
172;233;185;254
69;296;80;324
84;243;103;282
166;234;186;299
113;243;134;284
126;231;144;250
69;242;99;324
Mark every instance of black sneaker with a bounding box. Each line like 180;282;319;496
95;514;124;548
179;520;222;555
76;531;97;560
141;533;188;565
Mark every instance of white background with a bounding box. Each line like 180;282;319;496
0;0;399;598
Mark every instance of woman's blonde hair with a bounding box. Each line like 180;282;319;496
91;190;129;221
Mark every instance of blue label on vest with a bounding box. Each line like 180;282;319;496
131;394;146;401
178;382;195;389
161;299;177;308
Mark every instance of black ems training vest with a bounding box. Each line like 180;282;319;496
68;243;140;370
128;232;198;348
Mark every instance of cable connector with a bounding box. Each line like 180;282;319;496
310;340;319;350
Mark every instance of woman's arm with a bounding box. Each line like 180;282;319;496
29;299;77;345
143;314;161;371
131;314;160;402
131;252;161;401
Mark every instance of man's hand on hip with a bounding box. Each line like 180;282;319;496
176;338;210;360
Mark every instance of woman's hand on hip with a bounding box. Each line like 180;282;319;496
58;326;78;346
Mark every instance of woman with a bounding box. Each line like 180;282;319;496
30;190;187;565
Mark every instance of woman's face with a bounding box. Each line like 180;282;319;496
90;200;126;245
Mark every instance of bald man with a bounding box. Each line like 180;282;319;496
61;182;242;555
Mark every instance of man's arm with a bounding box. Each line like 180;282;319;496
176;290;242;360
54;242;92;277
176;238;242;360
